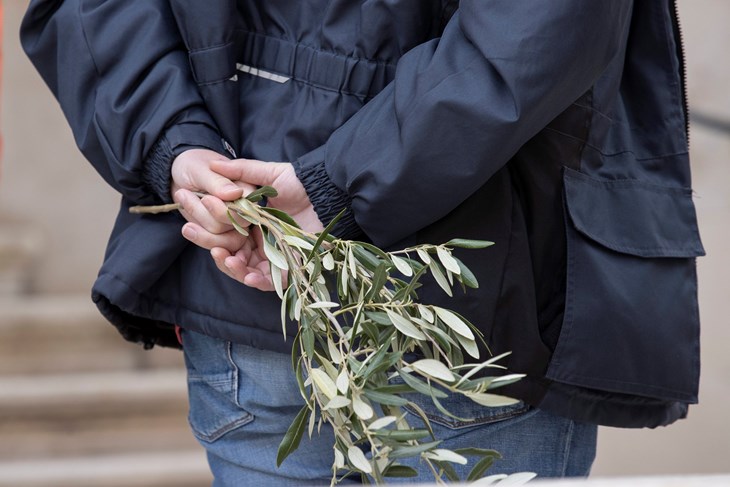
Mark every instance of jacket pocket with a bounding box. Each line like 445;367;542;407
546;168;705;403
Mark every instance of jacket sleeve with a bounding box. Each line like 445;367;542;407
20;0;222;204
294;0;632;246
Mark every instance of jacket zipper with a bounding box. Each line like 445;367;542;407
670;0;690;147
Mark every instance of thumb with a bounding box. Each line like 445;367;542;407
211;159;285;188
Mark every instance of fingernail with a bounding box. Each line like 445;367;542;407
182;226;197;240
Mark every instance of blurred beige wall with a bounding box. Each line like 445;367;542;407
1;0;728;478
1;0;119;294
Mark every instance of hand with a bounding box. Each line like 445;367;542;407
210;226;285;292
211;159;324;234
170;149;256;253
207;158;324;290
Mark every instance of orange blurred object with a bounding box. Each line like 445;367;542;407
0;1;4;174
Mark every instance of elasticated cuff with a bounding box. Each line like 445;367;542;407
142;123;234;204
293;146;364;240
142;135;177;204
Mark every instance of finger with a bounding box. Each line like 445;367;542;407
212;247;257;285
182;223;248;252
224;255;275;291
211;247;237;281
175;190;233;235
199;195;252;229
210;159;284;188
190;163;244;201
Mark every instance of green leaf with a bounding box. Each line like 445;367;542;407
260;206;301;228
454;355;518;388
353;394;374;420
334;448;345;470
382;465;419;478
372;429;431;441
352;245;383;272
368;418;399;434
386;309;427;341
411;359;456;383
336;369;349;395
493;472;538;485
323;396;351;410
400;401;435;440
310;368;338;400
390;254;413;277
282;235;314;251
226;210;250;236
436;247;461;275
322;252;335;270
417;305;434;323
276;405;309;466
467;454;498;481
365;263;388;302
453;448;502;459
488;374;526;389
363;389;409;406
347;247;357;278
416;248;432;265
359;344;391;380
307;301;339;309
302;327;315;359
434;307;474;340
388;440;441;459
340;254;350;298
426;448;468;465
347;446;372;474
271;263;284;299
465;392;520;407
327;338;343;365
434;461;460;482
428;261;453;297
245;185;279;202
453;257;479;289
455;333;480;360
372;383;414;395
430;391;472;422
393;265;427;302
263;239;289;271
364;311;391;326
353;241;391;260
398;370;448;399
445;238;494;249
307;209;346;263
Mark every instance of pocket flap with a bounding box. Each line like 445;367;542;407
564;168;705;258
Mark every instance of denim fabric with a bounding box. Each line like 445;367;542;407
183;330;597;486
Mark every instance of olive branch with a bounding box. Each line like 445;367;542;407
131;187;534;486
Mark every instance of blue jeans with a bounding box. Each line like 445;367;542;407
183;330;597;486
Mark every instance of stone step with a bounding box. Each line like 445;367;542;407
0;295;183;375
0;451;212;487
0;369;198;461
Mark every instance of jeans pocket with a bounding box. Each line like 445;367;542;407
184;331;255;443
187;377;255;443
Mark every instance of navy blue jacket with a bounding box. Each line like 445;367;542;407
21;0;704;428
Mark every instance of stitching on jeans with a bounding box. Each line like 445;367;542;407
560;420;575;476
227;341;242;408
